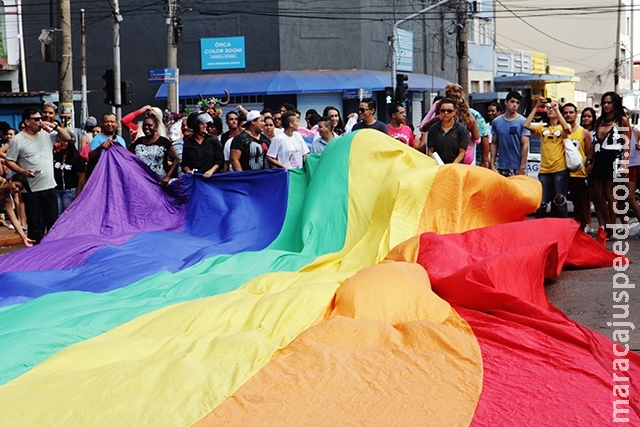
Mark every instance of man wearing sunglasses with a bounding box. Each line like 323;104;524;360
352;98;389;135
5;107;72;243
426;99;469;164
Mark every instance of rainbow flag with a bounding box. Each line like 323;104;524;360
0;129;637;426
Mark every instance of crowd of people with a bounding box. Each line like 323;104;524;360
0;85;638;246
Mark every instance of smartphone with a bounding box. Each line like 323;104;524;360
545;98;552;103
34;170;42;174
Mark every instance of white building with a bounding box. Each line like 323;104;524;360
494;0;633;104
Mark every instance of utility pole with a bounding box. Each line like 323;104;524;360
80;9;88;126
17;0;27;91
167;0;179;112
112;0;123;134
614;0;622;93
457;0;469;96
58;0;74;130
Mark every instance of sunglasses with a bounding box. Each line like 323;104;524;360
358;108;369;113
439;109;455;114
29;116;43;121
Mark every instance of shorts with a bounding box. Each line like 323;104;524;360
591;149;620;181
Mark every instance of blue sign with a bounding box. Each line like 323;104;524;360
201;37;246;70
396;28;413;72
148;68;176;84
343;88;372;100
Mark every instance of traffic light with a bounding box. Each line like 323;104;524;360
121;80;134;106
102;69;115;105
395;73;409;104
385;87;394;104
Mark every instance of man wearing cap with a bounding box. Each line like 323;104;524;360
79;116;98;160
230;110;270;171
181;111;224;178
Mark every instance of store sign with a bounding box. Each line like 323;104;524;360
201;37;246;70
148;68;176;84
396;28;413;73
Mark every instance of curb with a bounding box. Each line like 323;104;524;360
0;234;23;246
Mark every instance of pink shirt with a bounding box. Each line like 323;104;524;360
387;124;415;146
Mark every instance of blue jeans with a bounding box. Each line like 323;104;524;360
536;169;570;218
57;188;77;215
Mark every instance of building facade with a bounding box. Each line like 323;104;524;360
12;0;463;129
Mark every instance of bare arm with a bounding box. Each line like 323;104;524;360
453;148;467;164
480;136;490;168
490;134;498;170
267;155;287;170
163;147;180;183
230;149;243;171
5;159;36;178
519;135;529;175
524;98;544;131
5;197;34;247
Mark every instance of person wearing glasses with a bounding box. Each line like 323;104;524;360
352;98;389;135
490;91;530;176
524;97;572;219
5;107;72;243
426;99;469;164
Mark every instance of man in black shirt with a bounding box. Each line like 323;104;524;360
230;110;270;171
352;98;389;135
181;112;224;178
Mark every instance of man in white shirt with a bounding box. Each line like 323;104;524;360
267;111;310;169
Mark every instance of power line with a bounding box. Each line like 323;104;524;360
495;0;616;50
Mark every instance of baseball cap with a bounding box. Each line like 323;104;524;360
242;110;262;128
84;116;97;129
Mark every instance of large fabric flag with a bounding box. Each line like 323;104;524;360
0;129;636;426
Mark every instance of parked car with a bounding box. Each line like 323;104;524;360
526;135;541;180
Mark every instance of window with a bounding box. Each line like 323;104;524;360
478;19;492;46
468;18;475;44
483;81;491;92
471;81;480;93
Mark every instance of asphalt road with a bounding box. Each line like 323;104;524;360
1;231;638;350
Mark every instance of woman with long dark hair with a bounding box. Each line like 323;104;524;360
590;92;630;238
322;106;346;136
580;107;596;132
53;136;86;215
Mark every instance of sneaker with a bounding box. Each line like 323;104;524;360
584;225;597;235
7;225;14;230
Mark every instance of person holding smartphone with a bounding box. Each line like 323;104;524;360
5;107;72;244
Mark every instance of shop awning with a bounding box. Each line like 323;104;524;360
155;69;451;100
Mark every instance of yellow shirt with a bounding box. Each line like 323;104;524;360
568;126;587;178
532;124;567;173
